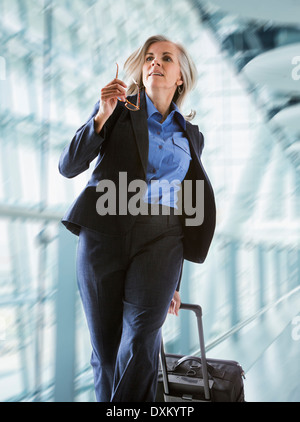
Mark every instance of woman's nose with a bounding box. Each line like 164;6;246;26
151;59;161;66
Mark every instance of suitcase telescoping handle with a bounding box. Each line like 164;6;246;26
160;303;211;401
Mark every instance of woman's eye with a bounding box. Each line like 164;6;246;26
145;55;172;62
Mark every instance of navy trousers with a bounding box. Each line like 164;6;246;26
76;212;183;402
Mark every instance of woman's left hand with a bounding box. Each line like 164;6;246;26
168;291;181;316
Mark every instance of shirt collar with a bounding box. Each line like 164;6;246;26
145;93;186;130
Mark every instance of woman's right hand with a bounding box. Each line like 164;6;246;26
94;78;127;133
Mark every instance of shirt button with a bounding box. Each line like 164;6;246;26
157;131;161;135
159;145;163;150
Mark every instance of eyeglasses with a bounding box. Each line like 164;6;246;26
116;63;140;111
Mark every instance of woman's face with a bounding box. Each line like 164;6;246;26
142;41;183;97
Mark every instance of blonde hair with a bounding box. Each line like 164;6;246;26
123;35;197;120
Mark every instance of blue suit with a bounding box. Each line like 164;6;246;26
59;89;216;401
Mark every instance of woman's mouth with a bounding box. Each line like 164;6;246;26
149;72;164;77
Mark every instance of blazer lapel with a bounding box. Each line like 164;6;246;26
185;121;201;160
128;90;149;177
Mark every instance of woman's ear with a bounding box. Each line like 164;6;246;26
176;74;184;86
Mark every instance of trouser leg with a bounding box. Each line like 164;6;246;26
76;228;126;402
111;216;183;402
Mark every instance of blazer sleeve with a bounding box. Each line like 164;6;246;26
58;100;107;179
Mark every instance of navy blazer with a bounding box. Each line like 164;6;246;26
59;89;216;264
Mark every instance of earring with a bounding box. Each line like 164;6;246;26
177;85;183;95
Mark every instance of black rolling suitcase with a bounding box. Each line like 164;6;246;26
157;303;245;402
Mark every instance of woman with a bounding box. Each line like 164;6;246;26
59;35;216;402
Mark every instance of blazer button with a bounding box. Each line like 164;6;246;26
159;145;163;150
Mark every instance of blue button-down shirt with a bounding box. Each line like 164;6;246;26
143;93;192;208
